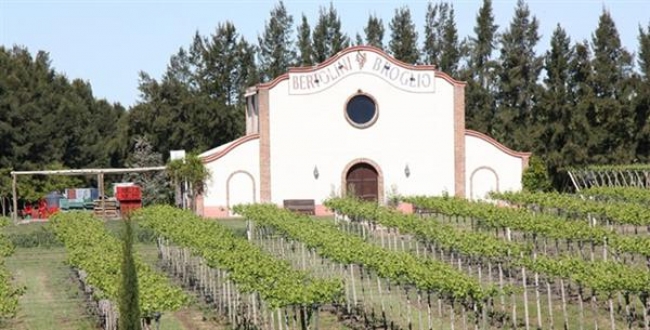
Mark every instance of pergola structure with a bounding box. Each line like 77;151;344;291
10;166;166;223
567;165;650;192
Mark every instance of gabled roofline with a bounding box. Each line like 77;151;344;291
249;45;465;92
465;129;532;158
200;134;260;164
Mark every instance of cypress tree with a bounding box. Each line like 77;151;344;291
388;6;419;64
461;0;499;135
119;217;141;330
494;0;543;150
296;14;313;66
312;3;349;63
364;14;385;49
258;1;296;81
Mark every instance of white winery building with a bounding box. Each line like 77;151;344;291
196;46;531;217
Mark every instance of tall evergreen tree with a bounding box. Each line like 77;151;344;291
588;9;635;163
119;217;141;330
296;14;314;66
312;3;349;63
130;23;252;159
423;2;460;74
354;33;364;46
364;14;385;49
569;40;600;163
388;6;419;63
462;0;499;134
494;0;543;150
258;1;296;81
639;22;650;79
635;23;650;159
537;25;590;181
0;46;126;200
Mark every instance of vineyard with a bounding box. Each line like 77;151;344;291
0;217;24;326
3;186;650;329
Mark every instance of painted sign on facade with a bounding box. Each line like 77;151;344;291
288;50;436;95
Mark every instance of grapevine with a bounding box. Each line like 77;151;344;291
491;190;650;226
234;203;491;302
325;197;650;294
404;195;650;259
133;205;343;308
0;217;23;320
49;211;190;316
582;186;650;205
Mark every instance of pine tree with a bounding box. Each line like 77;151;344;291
422;2;460;75
388;6;419;64
494;0;543;150
296;14;313;66
258;1;296;81
131;22;250;160
364;14;385;49
312;3;349;63
119;217;141;330
462;0;499;135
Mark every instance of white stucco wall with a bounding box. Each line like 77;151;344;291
201;138;260;212
465;134;524;200
267;73;457;205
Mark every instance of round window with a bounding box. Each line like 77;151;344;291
345;94;378;128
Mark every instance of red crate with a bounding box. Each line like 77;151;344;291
116;186;142;201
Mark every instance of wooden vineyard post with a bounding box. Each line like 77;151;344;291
560;278;569;330
545;279;554;330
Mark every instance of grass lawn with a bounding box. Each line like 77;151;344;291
3;246;224;330
4;248;98;330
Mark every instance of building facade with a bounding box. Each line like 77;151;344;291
197;46;531;217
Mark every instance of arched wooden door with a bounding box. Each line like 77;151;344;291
346;163;379;201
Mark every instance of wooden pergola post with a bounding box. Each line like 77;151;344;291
97;173;105;219
11;173;17;224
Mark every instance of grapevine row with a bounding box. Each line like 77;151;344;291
582;186;650;205
134;205;342;308
404;195;650;259
0;217;23;320
49;211;189;316
325;197;650;294
491;190;650;226
234;203;491;302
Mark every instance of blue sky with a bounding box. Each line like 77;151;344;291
1;0;649;107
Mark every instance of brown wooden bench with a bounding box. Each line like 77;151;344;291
283;199;315;215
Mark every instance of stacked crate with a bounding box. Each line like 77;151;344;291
116;186;142;217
